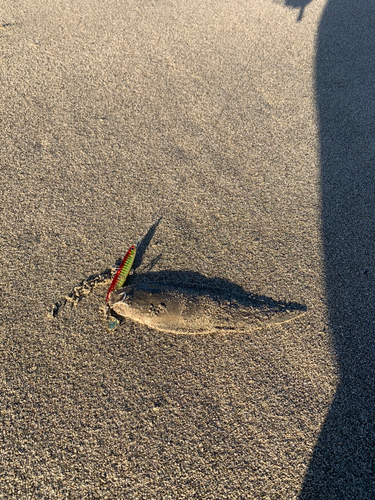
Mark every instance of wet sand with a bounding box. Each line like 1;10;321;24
0;0;352;497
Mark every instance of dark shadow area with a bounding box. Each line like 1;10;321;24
133;217;162;271
300;1;375;498
284;0;313;21
126;269;307;313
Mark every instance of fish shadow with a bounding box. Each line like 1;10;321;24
126;269;306;314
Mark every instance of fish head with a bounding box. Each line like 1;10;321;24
108;284;165;316
108;287;133;307
108;283;183;328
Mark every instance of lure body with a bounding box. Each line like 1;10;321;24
108;282;306;334
105;244;137;302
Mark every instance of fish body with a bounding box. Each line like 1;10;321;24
108;282;306;334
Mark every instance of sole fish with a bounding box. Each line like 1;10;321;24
108;282;306;334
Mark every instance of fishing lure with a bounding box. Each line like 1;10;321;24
105;243;137;302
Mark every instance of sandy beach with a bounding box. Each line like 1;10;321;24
1;0;374;498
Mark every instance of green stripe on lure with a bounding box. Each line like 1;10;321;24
105;243;137;302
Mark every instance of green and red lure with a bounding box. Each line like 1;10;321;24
106;243;137;302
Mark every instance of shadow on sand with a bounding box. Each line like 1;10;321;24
127;269;307;314
283;0;313;21
299;0;375;497
133;218;162;272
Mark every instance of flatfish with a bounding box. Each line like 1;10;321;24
108;282;306;334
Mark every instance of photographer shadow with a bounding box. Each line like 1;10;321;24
299;0;375;497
